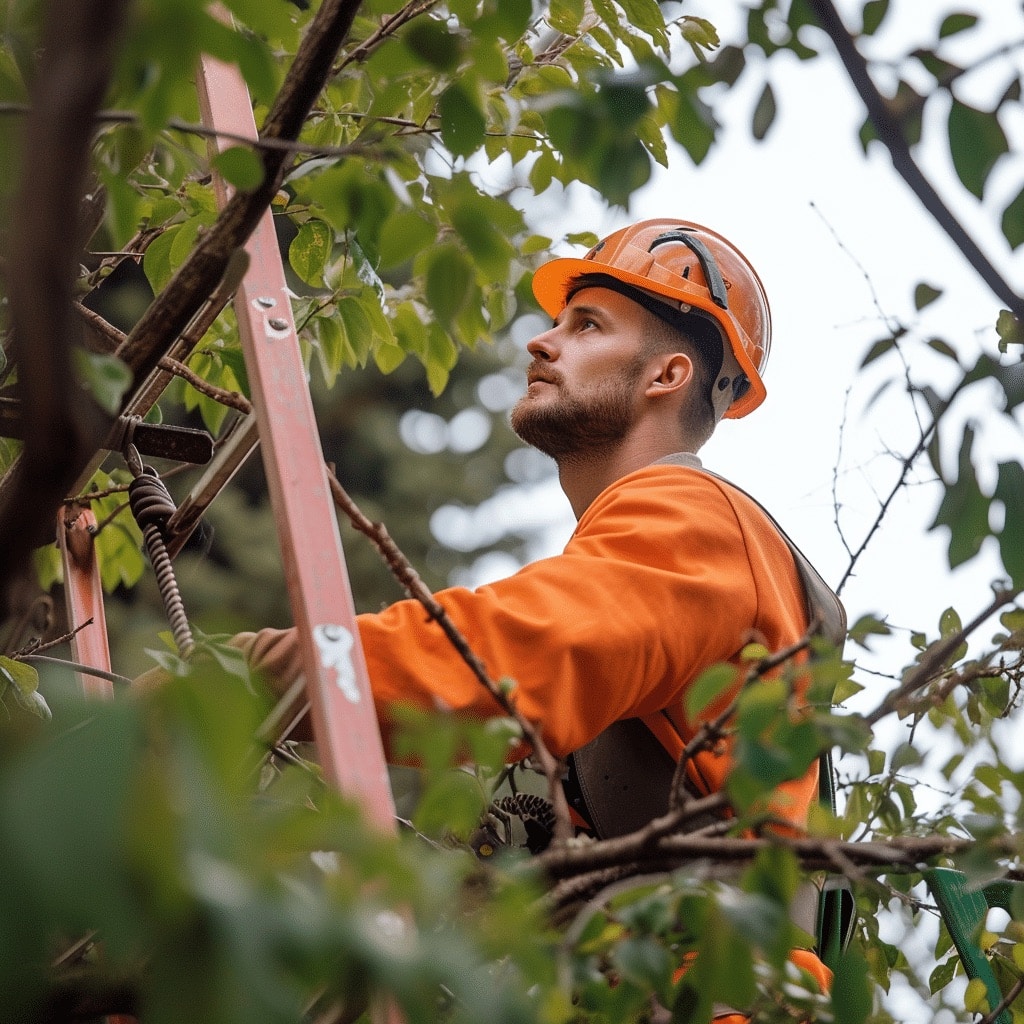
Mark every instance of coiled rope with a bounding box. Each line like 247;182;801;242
124;426;194;659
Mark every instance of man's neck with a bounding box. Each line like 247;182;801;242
557;437;697;519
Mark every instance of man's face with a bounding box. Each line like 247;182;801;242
510;287;651;460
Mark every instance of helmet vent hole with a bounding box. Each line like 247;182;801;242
717;376;731;392
681;266;690;279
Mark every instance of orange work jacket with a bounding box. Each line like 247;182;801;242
358;461;818;826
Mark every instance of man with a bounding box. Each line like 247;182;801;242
237;219;839;1016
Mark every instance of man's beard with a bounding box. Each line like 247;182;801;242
510;362;643;462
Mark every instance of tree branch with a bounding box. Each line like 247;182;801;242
836;373;970;595
0;0;130;606
806;0;1024;320
113;0;364;398
864;584;1021;726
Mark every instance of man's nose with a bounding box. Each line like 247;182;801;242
526;327;558;361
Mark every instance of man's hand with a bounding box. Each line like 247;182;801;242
231;626;304;699
133;627;303;699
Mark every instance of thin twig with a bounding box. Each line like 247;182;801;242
864;585;1021;726
89;499;130;536
0;102;376;160
74;301;253;413
336;0;440;69
836;373;970;595
668;631;814;813
13;620;93;657
325;465;573;842
158;356;252;413
22;654;134;687
69;482;130;502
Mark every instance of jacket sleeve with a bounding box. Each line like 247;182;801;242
358;467;762;758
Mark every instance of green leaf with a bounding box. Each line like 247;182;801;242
930;425;992;568
948;99;1008;199
373;344;406;374
392;301;429;357
72;350;132;415
1001;185;1024;250
914;282;942;310
929;955;957;994
685;663;737;719
663;86;716;165
940;13;979;37
0;657;50;720
751;81;776;141
211;145;265;192
438;82;486;159
617;0;670;48
142;224;180;294
995;460;1024;586
402;16;462;71
678;16;720;60
548;0;585;34
337;295;374;367
424;244;474;326
378;210;436;269
289;219;334;287
848;614;890;648
424;323;458;395
996;310;1024;351
859;336;896;367
926;337;959;360
861;0;890;35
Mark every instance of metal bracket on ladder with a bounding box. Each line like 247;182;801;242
195;52;398;833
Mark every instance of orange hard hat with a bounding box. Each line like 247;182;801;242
531;219;771;419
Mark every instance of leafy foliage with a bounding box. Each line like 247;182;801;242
1;1;1024;1023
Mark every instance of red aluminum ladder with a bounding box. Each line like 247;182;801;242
193;51;398;830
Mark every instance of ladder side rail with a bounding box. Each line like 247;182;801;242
195;52;398;832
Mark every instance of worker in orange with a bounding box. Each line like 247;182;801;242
235;219;842;1019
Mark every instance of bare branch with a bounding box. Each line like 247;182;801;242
806;0;1024;320
836;373;971;595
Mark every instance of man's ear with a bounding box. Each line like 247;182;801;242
645;353;693;398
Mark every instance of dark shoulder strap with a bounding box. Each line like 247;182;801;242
656;454;847;645
571;457;847;839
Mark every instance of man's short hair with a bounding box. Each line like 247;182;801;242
565;273;723;446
